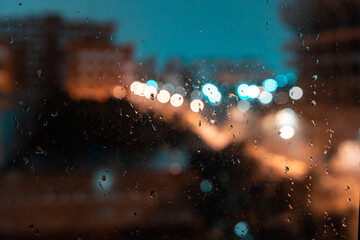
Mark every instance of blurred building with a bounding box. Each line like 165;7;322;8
0;41;13;94
283;0;360;105
66;42;133;102
0;15;133;97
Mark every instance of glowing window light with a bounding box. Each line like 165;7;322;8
200;179;213;193
190;99;204;112
146;79;158;89
237;83;249;98
262;79;278;92
259;91;273;104
112;86;126;99
135;83;146;96
144;85;157;99
238;100;250;112
246;85;260;99
170;94;184;107
276;108;296;126
279;125;295;139
289;86;303;100
163;83;175;93
202;83;219;97
157;90;171;103
234;221;249;238
275;74;288;87
130;81;141;93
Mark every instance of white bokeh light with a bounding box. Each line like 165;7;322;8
130;81;141;93
190;99;204;112
259;91;273;104
157;90;171;103
170;94;184;107
135;83;146;96
144;86;157;99
276;108;297;127
279;126;295;139
246;85;260;99
289;86;303;100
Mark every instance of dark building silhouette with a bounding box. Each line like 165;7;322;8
283;0;360;105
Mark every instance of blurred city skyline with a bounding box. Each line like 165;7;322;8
0;0;295;72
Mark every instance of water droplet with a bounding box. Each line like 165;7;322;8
285;166;289;173
150;190;155;198
311;100;316;106
312;75;318;81
310;142;314;147
212;110;217;116
287;217;291;222
311;120;316;126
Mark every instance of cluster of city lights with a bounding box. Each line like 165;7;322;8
236;75;303;107
276;108;297;139
129;80;206;113
123;73;302;133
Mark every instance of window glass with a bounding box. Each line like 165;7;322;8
0;0;359;239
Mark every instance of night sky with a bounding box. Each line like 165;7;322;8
0;0;296;73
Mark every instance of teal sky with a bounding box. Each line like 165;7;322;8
0;0;296;73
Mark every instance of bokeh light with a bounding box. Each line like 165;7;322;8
93;169;114;192
202;83;218;97
246;85;260;99
169;162;182;175
200;179;213;193
112;85;126;99
262;79;278;92
130;81;141;93
275;74;288;87
208;91;222;103
163;83;175;93
190;90;203;100
146;79;158;89
170;93;184;107
144;85;157;99
237;83;249;99
286;72;297;85
190;99;204;112
238;100;250;112
289;86;303;100
259;91;272;104
157;90;171;103
276;108;297;127
234;221;249;237
135;83;146;96
279;126;295;139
